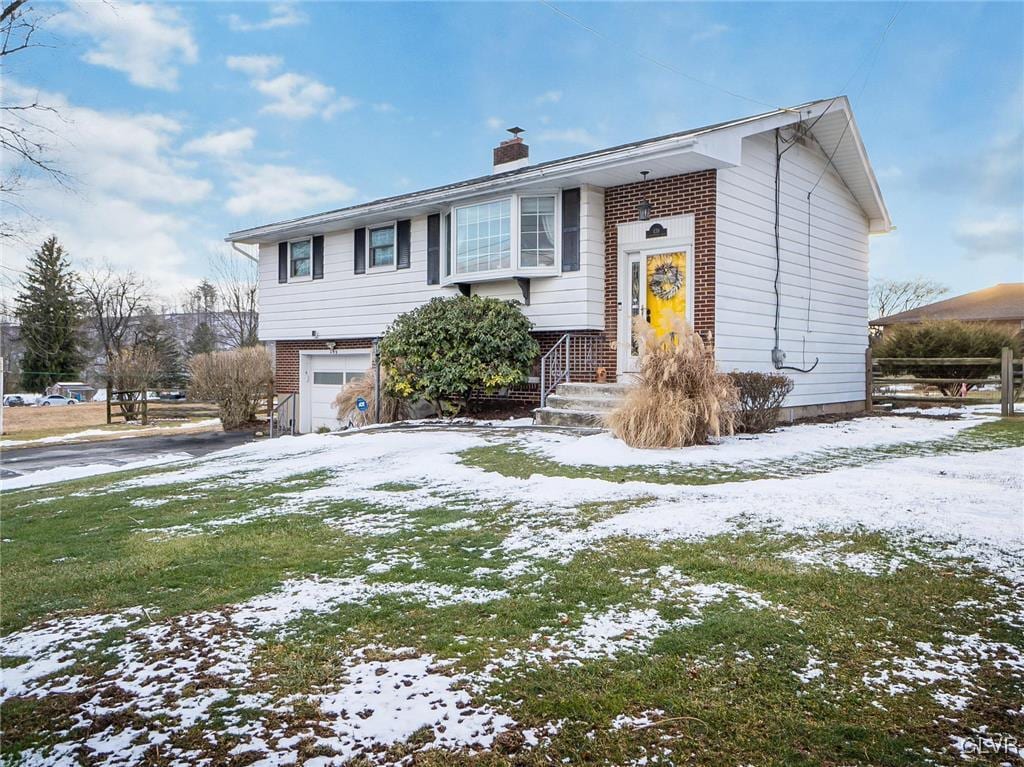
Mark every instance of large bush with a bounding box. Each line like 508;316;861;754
608;316;738;448
875;321;1020;394
729;371;794;433
378;296;539;415
188;347;274;429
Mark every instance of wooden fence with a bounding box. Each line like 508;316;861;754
866;347;1021;416
107;388;278;426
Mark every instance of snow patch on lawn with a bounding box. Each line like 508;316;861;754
0;608;147;701
519;409;993;468
863;632;1024;711
501;448;1024;583
1;453;194;491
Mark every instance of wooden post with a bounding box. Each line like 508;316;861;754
106;381;112;425
1001;347;1012;417
864;347;873;412
141;389;148;426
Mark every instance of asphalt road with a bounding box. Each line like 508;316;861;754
0;430;256;480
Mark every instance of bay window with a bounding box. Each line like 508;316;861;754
519;195;556;267
450;192;559;278
455;199;511;273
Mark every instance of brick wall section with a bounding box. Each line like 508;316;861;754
274;338;374;393
602;170;717;380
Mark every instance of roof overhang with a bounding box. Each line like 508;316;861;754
227;96;892;244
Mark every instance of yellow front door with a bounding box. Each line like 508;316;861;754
646;252;687;337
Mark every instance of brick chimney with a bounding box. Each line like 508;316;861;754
493;127;528;173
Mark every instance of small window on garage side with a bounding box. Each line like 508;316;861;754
369;225;395;268
290;239;312;278
312;372;345;385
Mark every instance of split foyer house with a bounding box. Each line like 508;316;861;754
227;96;892;432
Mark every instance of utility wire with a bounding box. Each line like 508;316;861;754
538;0;794;113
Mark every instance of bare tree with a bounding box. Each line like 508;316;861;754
1;0;69;239
870;278;948;320
77;266;151;360
213;252;259;348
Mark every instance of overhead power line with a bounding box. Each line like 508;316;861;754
538;0;793;113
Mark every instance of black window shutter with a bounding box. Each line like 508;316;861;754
354;228;366;274
444;212;452;277
396;219;411;270
426;214;440;284
312;235;324;280
561;188;581;272
278;242;288;283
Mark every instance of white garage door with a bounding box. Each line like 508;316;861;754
305;353;371;432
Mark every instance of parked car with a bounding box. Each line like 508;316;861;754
37;394;78;406
3;395;26;407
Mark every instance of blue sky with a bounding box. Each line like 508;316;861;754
4;1;1022;304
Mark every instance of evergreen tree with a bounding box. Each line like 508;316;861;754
186;321;218;358
15;236;84;392
132;312;184;390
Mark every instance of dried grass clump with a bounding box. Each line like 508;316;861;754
333;369;407;427
607;316;738;448
188;346;274;430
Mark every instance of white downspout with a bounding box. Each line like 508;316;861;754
231;242;258;263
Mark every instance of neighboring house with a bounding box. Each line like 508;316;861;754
227;96;891;433
870;283;1024;337
50;382;96;401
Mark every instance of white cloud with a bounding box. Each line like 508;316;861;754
486;117;505;130
227;3;308;32
254;73;356;119
535;90;562;105
227;55;354;119
183;128;257;157
1;83;214;295
538;128;602;147
226;54;283;78
52;1;198;90
226;163;356;217
690;23;729;43
952;213;1024;259
372;102;396;113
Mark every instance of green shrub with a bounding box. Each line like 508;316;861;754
729;371;794;433
378;296;540;416
875;321;1020;394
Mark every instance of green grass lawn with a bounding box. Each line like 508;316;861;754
1;417;1022;766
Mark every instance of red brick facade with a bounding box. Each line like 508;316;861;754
274;338;375;393
601;170;717;380
272;169;717;402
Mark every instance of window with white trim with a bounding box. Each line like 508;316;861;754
455;199;511;274
369;225;395;268
289;239;311;278
519;195;556;267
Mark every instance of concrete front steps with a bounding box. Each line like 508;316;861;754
533;382;633;428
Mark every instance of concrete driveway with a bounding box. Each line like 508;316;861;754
0;430;257;482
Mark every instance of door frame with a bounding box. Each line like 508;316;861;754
616;215;695;377
298;349;373;433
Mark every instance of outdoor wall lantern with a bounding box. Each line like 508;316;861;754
637;170;652;221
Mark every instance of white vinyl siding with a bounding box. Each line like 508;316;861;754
257;184;606;341
715;132;870;408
